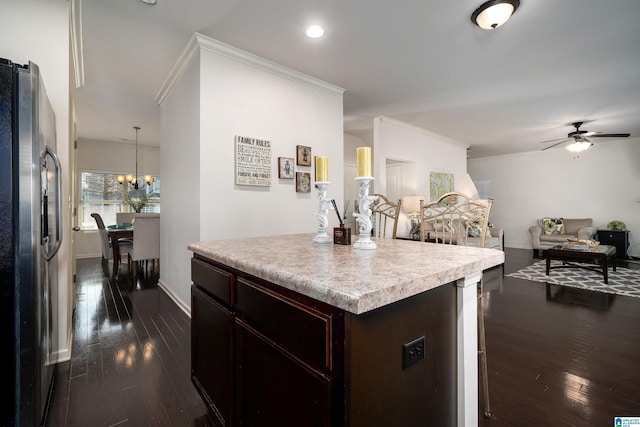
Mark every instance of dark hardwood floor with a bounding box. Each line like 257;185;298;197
46;259;212;427
45;249;640;426
479;249;640;427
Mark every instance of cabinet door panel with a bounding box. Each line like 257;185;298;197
235;319;332;427
236;278;333;371
191;286;234;426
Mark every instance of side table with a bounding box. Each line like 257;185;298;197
596;229;630;259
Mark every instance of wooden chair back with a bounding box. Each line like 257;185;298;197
370;194;402;239
419;192;493;248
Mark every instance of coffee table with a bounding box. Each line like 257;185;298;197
545;244;617;284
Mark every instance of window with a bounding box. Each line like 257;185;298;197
80;171;160;230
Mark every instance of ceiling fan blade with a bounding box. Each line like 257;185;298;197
541;139;570;151
590;133;630;138
538;137;567;144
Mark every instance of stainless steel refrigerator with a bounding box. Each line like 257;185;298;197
0;58;62;426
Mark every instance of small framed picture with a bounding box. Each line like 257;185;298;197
278;157;295;179
296;172;311;193
296;145;311;166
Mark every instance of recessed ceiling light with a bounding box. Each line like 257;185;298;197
306;25;325;39
141;0;157;5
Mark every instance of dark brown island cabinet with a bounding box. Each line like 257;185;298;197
189;234;504;427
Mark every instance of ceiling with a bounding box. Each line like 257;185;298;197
73;0;640;158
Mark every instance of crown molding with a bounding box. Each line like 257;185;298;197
156;32;344;105
375;116;469;149
155;33;201;104
70;0;85;88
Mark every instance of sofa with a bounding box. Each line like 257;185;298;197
529;217;597;256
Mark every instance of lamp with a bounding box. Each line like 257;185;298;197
566;136;592;153
117;126;154;190
459;173;480;200
402;195;425;240
471;0;520;30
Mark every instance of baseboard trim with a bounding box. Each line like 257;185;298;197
158;279;191;317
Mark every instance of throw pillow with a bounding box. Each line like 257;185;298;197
468;220;483;237
540;217;565;235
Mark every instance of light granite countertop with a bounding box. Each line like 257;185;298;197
188;233;505;315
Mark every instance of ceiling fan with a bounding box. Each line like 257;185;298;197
540;121;630;152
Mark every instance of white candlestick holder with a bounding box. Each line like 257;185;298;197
313;181;332;244
353;176;377;250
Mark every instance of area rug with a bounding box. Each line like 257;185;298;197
507;260;640;299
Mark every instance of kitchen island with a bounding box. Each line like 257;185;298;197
188;233;504;427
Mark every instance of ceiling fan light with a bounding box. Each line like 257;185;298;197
306;25;325;39
471;0;520;30
566;140;592;153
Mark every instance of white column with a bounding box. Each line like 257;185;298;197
457;272;481;427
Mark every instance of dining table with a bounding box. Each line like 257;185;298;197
106;226;133;278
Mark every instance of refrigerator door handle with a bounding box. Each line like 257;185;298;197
41;145;62;261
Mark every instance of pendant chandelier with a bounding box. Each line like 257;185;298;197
117;126;153;190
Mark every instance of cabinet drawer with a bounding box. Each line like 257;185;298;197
236;278;333;371
191;258;235;306
600;232;620;242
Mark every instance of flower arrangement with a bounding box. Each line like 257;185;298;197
607;220;626;230
124;192;156;213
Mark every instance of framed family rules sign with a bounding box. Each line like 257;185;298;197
235;135;272;186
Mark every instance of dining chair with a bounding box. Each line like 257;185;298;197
418;192;494;418
124;213;160;279
116;212;135;224
91;213;131;277
370;194;402;239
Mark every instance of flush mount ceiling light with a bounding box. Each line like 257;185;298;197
471;0;520;29
306;25;325;39
141;0;157;4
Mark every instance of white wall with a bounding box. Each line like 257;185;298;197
158;34;345;310
75;138;160;258
1;1;71;361
77;138;160;175
372;117;469;237
468;138;640;252
158;57;201;312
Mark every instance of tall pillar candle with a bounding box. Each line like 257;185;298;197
315;156;329;182
356;147;372;177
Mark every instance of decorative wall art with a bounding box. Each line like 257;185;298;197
235;135;272;187
296;145;312;166
296;172;311;193
430;172;454;201
278;157;294;179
